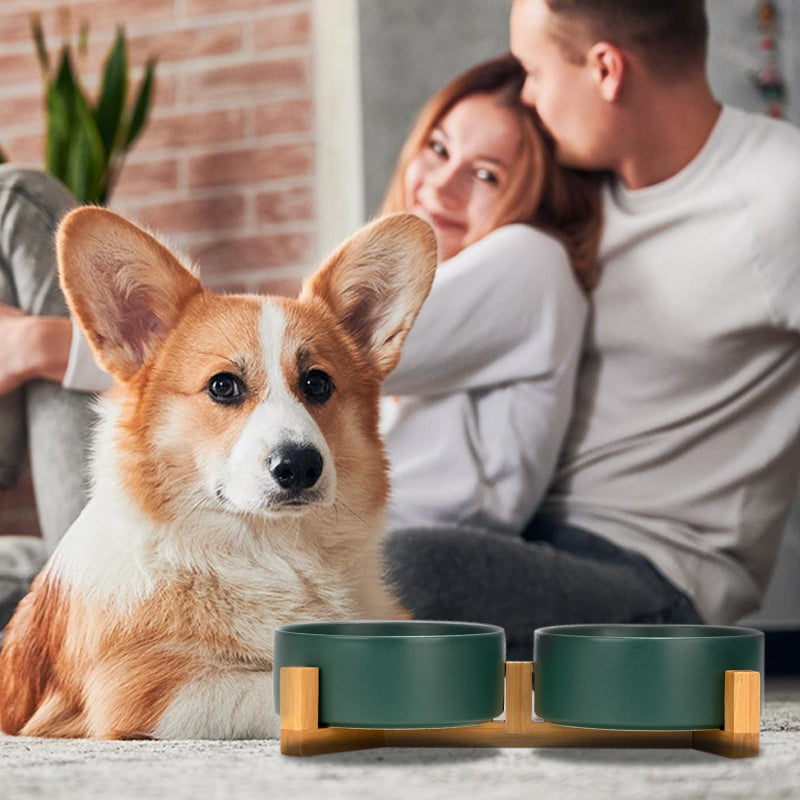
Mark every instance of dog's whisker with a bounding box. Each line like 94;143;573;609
289;519;303;554
173;494;212;523
338;499;368;527
307;507;324;525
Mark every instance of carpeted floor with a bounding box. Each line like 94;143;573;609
1;678;798;800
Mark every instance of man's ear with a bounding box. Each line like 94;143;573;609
57;207;203;381
589;41;625;102
300;213;437;379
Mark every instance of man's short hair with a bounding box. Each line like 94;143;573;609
544;0;708;79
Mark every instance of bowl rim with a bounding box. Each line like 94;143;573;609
534;623;764;640
275;620;505;640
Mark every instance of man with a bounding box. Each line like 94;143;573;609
510;0;800;622
386;0;800;658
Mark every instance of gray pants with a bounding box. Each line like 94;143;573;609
384;519;703;661
0;167;93;621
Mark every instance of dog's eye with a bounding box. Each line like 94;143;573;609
301;369;333;404
208;372;245;404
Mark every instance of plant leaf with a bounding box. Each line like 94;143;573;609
47;48;80;189
66;127;92;202
30;14;49;78
69;88;106;203
78;20;90;60
52;46;77;126
45;79;72;180
124;57;156;149
95;27;127;158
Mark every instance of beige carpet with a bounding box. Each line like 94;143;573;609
1;678;798;800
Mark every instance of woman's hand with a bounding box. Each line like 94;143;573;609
0;302;72;394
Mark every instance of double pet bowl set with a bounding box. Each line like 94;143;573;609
274;621;764;758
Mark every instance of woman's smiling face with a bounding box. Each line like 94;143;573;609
403;92;523;261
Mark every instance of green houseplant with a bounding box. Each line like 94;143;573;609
0;15;157;205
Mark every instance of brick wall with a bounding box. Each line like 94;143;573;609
0;0;317;538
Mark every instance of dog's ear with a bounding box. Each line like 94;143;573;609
301;213;437;378
57;207;202;381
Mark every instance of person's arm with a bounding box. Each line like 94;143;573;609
0;303;71;395
61;318;112;392
383;224;587;396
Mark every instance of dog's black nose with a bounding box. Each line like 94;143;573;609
268;446;323;491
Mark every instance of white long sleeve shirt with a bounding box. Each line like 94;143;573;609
381;223;587;534
542;106;800;625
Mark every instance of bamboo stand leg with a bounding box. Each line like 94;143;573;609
280;667;385;756
505;662;535;733
693;670;761;758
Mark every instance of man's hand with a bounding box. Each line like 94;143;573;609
0;302;71;394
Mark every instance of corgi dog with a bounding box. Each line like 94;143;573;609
0;208;436;740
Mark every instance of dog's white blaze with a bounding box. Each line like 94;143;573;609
154;671;279;739
221;301;336;510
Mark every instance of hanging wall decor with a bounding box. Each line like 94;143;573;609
755;1;786;118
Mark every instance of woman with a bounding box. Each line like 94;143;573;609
377;54;601;535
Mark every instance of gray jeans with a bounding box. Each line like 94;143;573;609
0;167;93;619
384;518;703;661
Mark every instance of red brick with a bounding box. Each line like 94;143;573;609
111;158;179;198
185;56;308;100
0;10;47;46
67;0;174;32
254;276;302;297
0;1;173;56
0;7;104;47
254;98;312;136
254;10;310;50
136;108;246;151
3;132;45;164
188;143;312;188
150;72;177;109
129;23;243;66
191;232;312;277
187;0;299;15
0;1;67;11
126;195;246;235
0;50;42;87
2;93;43;129
256;185;313;224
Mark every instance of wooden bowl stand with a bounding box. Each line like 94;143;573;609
279;662;760;759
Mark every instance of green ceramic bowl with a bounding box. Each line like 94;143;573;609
534;624;764;731
274;621;505;728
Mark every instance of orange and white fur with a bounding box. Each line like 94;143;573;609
0;208;436;739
